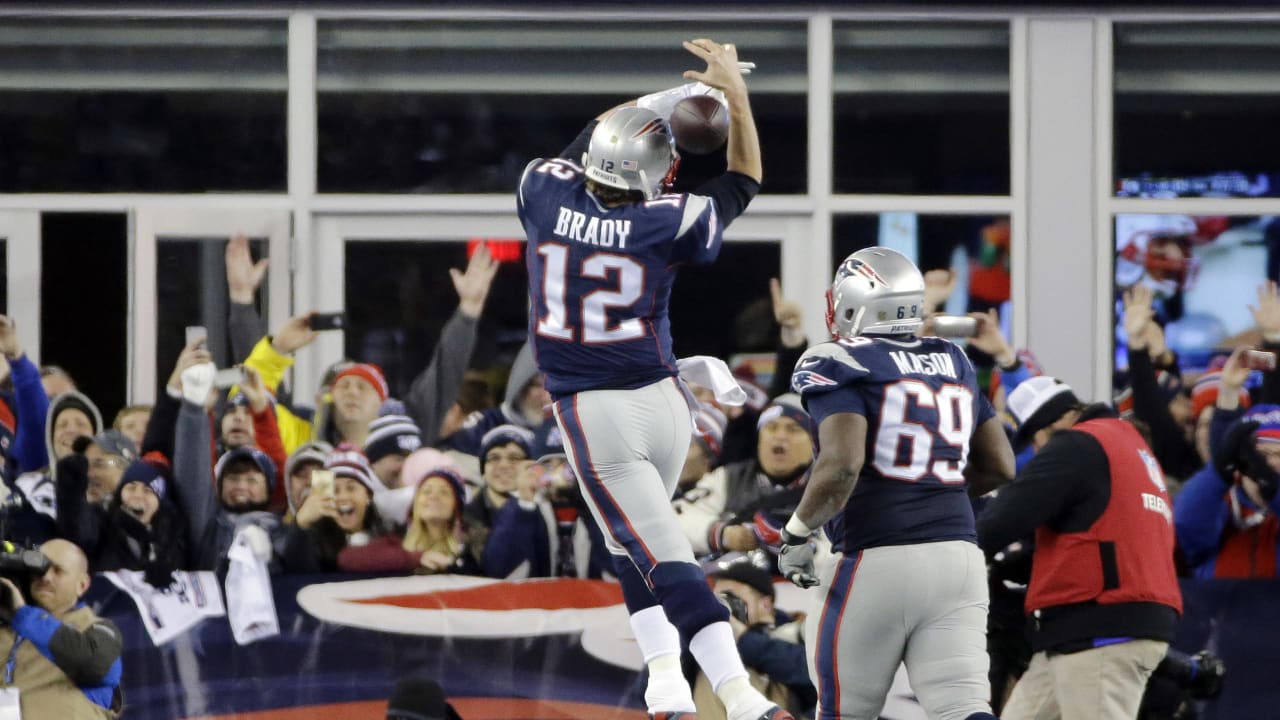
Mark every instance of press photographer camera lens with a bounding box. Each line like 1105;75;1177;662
0;544;51;608
716;590;750;625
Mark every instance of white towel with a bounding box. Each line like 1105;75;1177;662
677;356;748;407
225;526;280;645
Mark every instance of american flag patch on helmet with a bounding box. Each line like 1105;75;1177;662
621;159;637;171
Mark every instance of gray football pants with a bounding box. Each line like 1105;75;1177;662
804;540;993;720
551;377;697;575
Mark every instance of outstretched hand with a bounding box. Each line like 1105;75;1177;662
271;313;319;355
226;233;270;304
682;39;749;98
1250;280;1280;339
1123;284;1156;350
770;278;805;348
453;244;500;319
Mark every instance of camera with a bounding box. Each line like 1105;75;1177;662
1154;648;1225;699
0;544;50;608
716;590;750;625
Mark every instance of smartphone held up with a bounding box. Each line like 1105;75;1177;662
309;312;346;332
1242;349;1277;372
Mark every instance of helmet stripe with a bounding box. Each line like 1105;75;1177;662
631;119;664;139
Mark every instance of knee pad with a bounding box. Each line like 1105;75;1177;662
649;561;729;640
613;554;660;614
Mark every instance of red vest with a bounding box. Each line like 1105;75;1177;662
1025;418;1183;614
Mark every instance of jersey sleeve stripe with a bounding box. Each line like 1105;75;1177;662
518;158;542;208
675;194;711;239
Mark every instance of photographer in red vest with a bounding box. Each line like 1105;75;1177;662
977;376;1182;720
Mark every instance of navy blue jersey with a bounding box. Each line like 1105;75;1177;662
518;157;722;398
791;335;996;553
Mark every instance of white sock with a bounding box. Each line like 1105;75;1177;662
689;622;773;720
630;607;695;713
646;654;696;713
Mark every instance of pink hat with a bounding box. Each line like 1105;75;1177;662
401;448;467;523
334;363;390;401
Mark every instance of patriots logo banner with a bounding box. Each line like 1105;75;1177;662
85;573;1267;719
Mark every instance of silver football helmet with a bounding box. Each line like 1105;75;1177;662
826;247;926;339
582;107;678;201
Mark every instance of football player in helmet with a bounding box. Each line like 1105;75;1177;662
779;247;1016;720
519;39;791;720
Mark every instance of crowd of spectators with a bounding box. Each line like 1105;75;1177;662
1;234;1271;718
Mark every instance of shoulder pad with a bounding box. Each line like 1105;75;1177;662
791;342;870;394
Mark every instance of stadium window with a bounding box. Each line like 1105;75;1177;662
832;22;1010;195
316;20;807;194
0;19;287;192
1114;23;1280;199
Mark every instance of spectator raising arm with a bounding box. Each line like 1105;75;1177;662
0;315;51;475
142;339;212;463
240;365;288;513
242;312;319;454
173;362;219;569
404;244;498;443
226;233;270;363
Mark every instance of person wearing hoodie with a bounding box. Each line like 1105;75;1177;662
173;362;314;574
233;242;498;454
673;394;815;559
337;458;479;575
443;342;550;456
0;314;51;479
7;390;104;544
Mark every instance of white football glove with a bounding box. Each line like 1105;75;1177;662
778;528;819;589
635;62;755;117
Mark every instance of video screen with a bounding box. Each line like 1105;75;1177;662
1114;213;1280;378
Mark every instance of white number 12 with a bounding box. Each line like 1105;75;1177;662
536;243;646;344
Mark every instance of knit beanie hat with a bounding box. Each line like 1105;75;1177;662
325;444;384;495
1191;370;1251;420
756;393;815;441
478;424;535;474
363;414;423;464
116;459;168;504
333;363;390;402
693;404;728;462
410;467;469;525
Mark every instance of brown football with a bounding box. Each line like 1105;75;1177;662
669;95;729;155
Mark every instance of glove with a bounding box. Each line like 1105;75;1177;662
143;560;175;590
778;527;819;588
239;524;273;563
750;511;784;553
637;82;726;118
180;362;217;406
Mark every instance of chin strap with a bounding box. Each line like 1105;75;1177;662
824;288;838;340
